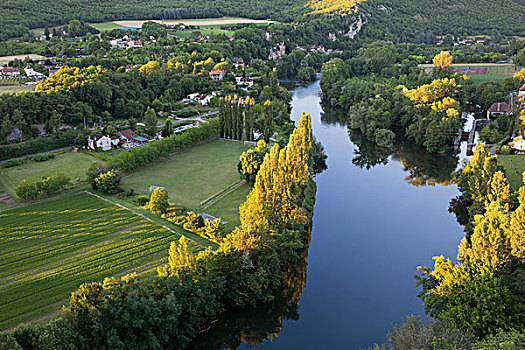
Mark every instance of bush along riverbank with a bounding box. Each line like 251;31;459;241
1;113;317;350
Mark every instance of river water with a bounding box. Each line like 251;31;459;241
192;81;466;349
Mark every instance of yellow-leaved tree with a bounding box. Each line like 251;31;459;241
433;51;453;71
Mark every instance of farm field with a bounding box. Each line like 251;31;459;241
0;84;34;94
0;192;201;330
0;151;99;198
0;54;46;65
498;154;525;190
122;139;250;214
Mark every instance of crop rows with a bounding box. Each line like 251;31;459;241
0;192;200;329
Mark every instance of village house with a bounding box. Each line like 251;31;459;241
0;67;21;78
118;129;139;142
88;134;112;151
235;75;254;88
24;65;44;78
487;102;514;120
509;135;525;151
209;69;226;81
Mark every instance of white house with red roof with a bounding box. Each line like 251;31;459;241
0;67;20;78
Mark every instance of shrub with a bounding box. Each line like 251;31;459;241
148;188;169;214
33;153;56;162
15;174;70;200
4;159;23;168
15;180;39;200
93;169;121;194
0;129;81;161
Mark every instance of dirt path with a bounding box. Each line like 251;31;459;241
200;180;246;211
84;191;211;248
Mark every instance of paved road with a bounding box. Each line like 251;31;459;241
0;146;74;164
173;110;218;125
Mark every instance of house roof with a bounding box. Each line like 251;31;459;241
488;102;514;114
520;84;525;91
89;134;103;141
210;69;225;75
1;67;20;73
119;129;138;139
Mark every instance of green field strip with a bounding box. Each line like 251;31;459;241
0;246;171;323
0;237;179;326
0;223;151;279
0;215;142;251
0;225;171;284
0;228;174;301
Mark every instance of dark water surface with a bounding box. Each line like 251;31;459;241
194;81;465;349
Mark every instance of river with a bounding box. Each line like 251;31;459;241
191;81;466;349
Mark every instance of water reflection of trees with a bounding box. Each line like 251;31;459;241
187;225;312;349
348;129;459;187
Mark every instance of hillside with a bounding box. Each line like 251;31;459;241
360;0;525;40
1;0;525;42
0;0;305;41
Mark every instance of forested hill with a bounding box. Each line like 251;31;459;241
360;0;525;40
2;0;525;42
0;0;305;41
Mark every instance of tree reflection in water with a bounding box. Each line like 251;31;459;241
347;128;459;187
187;224;312;349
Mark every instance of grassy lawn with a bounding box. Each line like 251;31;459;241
122;138;249;211
206;183;252;231
470;74;513;83
173;28;235;39
0;192;201;330
498;155;525;190
0;151;98;198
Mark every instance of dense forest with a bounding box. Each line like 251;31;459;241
2;0;525;41
0;0;305;41
360;0;525;40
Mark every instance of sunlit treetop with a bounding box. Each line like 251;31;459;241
305;0;367;16
433;51;453;70
35;65;106;93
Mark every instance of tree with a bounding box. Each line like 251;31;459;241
433;51;453;70
157;237;196;276
148;188;169;214
509;172;525;261
144;106;157;135
164;119;173;135
457;202;511;268
487;171;510;210
238;140;269;184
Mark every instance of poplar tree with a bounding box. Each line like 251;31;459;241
487;171;510;210
458;202;511;268
157;237;196;277
509;172;525;260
